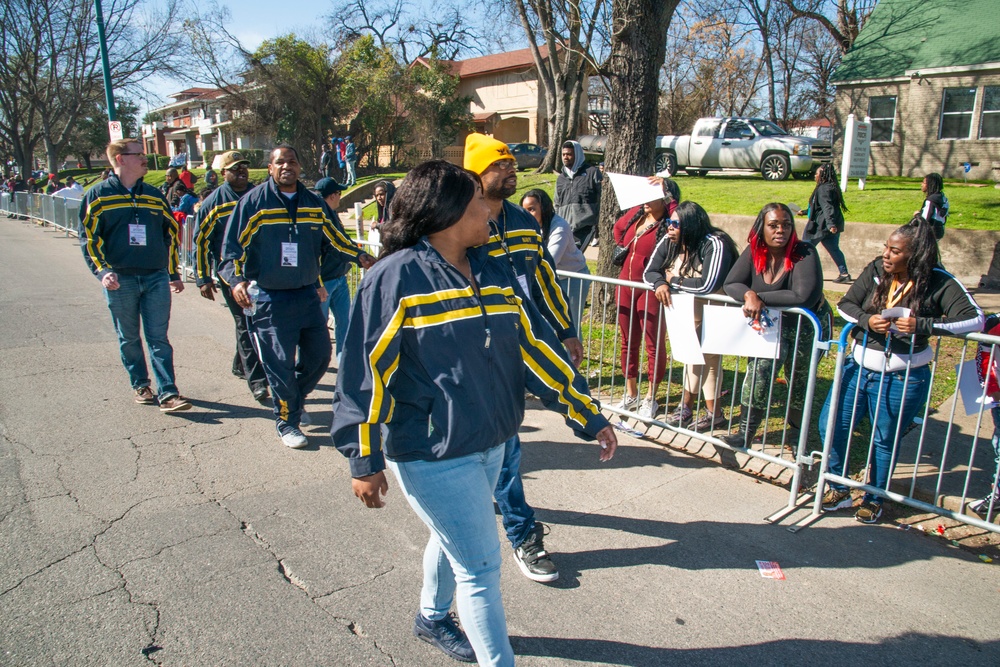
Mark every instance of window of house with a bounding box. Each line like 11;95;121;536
939;87;976;139
981;86;1000;139
868;95;896;143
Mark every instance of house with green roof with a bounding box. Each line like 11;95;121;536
831;0;999;180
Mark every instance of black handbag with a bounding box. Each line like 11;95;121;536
611;243;631;266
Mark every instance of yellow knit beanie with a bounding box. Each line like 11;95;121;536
463;133;514;175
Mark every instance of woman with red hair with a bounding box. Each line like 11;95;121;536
722;202;831;446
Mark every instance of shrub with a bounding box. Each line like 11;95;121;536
146;154;169;170
203;148;266;169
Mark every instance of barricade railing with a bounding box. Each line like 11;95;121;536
794;323;1000;534
550;270;829;521
4;191;83;236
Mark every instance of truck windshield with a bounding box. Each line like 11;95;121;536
750;120;788;137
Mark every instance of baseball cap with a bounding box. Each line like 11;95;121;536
218;150;250;171
314;177;347;198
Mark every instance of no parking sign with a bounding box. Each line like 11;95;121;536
108;121;123;141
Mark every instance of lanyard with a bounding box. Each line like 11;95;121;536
886;278;913;309
489;206;517;275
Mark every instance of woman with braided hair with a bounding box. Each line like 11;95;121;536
819;216;982;523
802;163;851;283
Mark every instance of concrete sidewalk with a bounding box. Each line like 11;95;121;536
1;219;998;665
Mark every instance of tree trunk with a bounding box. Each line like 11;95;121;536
595;0;678;282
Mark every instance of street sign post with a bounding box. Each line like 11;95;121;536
839;113;872;191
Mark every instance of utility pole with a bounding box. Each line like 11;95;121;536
94;0;118;131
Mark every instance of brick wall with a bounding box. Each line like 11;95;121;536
835;68;1000;181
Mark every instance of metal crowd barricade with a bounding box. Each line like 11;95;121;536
794;323;1000;534
535;269;830;521
4;191;83;236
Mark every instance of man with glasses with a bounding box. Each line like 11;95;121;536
193;150;269;404
79;139;191;412
463;132;583;584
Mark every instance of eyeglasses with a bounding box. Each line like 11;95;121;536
492;159;517;172
120;152;147;158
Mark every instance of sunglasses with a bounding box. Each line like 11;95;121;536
667;220;680;229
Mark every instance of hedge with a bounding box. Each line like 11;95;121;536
146;154;170;170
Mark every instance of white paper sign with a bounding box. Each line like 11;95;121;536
956;360;998;416
700;305;781;360
605;172;667;211
881;307;912;333
663;293;705;365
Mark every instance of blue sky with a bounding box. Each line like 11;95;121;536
139;0;339;113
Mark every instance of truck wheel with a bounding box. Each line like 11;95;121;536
792;169;814;180
760;154;790;181
685;169;707;177
654;152;677;177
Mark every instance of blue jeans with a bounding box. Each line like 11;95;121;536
988;407;1000;492
559;269;590;331
820;358;931;504
810;233;848;275
494;435;535;549
388;443;515;667
321;276;351;359
103;270;178;400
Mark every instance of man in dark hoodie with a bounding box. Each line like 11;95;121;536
554;139;602;248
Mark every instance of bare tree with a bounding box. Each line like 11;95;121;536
510;0;604;172
0;0;186;175
331;0;485;63
782;0;877;53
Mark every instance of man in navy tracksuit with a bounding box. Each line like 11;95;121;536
219;145;374;448
464;133;583;584
193;150;269;404
80;138;191;413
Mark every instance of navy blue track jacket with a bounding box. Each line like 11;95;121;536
79;173;180;281
218;178;362;290
193;181;250;287
485;200;578;340
331;239;609;478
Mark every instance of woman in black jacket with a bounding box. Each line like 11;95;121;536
644;201;737;431
801;164;850;283
818;216;982;523
723;203;832;446
916;172;949;239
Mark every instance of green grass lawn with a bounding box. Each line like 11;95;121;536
512;170;1000;229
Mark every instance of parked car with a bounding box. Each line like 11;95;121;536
507;143;547;170
654;117;833;181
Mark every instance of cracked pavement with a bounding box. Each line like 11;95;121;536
2;220;999;666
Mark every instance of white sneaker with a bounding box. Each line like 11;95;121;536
638;398;659;419
299;409;311;427
614;394;638;411
280;427;308;449
589;238;599;247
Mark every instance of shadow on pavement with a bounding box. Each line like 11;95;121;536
511;633;997;665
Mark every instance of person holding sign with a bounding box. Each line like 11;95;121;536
723;203;832;447
644;201;738;431
613;178;681;420
818;217;982;523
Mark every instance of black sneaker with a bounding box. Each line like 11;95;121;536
833;273;853;284
412;612;476;663
514;523;559;583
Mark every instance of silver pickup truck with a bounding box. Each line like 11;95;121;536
654;117;832;181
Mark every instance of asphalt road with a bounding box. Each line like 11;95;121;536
1;219;998;666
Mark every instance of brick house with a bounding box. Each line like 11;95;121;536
831;0;1000;180
417;46;589;148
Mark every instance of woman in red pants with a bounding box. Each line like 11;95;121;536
613;178;680;419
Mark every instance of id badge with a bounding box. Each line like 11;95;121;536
281;242;298;267
516;274;531;301
129;223;147;246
